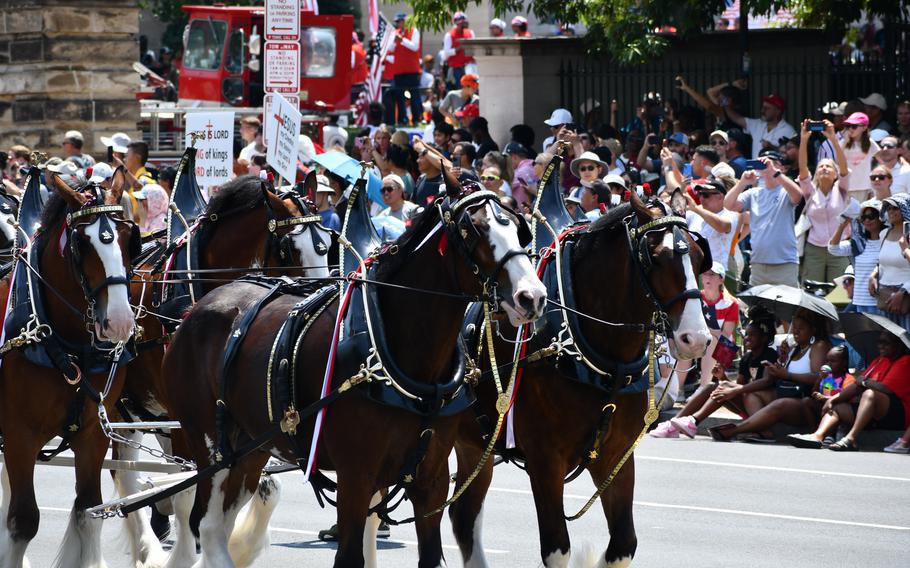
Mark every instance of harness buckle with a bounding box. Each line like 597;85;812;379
280;405;300;435
64;362;82;386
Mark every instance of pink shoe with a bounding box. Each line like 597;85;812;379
670;416;698;438
649;421;679;438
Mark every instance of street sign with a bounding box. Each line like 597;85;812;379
265;42;300;94
266;92;302;185
265;0;300;42
184;112;235;194
262;93;300;147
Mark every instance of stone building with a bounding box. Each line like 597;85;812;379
0;0;140;156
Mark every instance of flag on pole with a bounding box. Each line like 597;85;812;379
302;0;319;15
355;13;396;125
367;0;379;36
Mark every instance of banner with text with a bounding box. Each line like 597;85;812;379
266;92;302;184
184;112;235;194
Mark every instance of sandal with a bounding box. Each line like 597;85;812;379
708;423;737;442
787;433;823;449
828;438;859;452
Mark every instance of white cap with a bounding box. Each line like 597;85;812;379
859;93;887;110
707;261;726;279
100;132;131;154
88;162;114;183
46;160;80;176
382;174;405;192
63;130;84;143
544;108;573;127
709;129;729;142
711;162;735;179
833;265;855;288
315;174;333;193
870;128;890;143
298;134;316;164
822;101;845;116
565;187;582;204
489;18;506;30
603;173;627;189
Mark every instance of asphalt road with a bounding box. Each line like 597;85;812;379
15;435;909;567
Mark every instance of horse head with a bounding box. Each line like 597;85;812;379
441;170;546;325
630;190;712;359
270;172;335;278
49;168;137;343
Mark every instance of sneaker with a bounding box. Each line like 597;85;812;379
376;521;391;538
649;420;679;438
883;438;910;454
670;416;698;438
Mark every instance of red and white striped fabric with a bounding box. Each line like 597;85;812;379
354;14;395;125
367;0;379;36
302;0;319;15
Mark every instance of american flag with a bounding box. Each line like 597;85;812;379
302;0;319;15
355;13;396;126
367;0;379;36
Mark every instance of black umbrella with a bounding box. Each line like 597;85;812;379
839;312;910;364
738;284;839;325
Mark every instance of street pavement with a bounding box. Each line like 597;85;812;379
18;435;909;567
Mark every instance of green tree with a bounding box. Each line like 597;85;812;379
141;0;361;52
403;0;909;64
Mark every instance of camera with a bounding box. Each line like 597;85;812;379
808;121;825;133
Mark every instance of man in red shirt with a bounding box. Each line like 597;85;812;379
384;13;423;125
443;12;475;86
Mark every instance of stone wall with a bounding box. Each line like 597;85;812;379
0;0;140;157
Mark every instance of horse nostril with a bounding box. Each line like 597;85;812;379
678;332;692;346
516;290;536;315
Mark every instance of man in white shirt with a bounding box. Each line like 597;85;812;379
876;135;910;194
238;116;264;165
723;93;796;158
684;179;738;271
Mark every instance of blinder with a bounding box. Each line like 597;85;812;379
689;230;712;274
129;223;142;261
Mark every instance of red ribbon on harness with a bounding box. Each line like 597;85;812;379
437;229;448;256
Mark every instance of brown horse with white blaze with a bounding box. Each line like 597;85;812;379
449;196;712;568
0;172;139;568
161;182;546;568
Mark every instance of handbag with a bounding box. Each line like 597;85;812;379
776;379;807;398
875;284;910;315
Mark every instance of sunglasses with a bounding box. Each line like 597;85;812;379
578;165;598;172
481;175;500;182
710;139;728;146
380;186;397;193
861;213;880;220
845;124;865;129
870;174;891;181
881;143;898;149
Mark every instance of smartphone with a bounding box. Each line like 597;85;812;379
744;159;767;171
107;146;114;163
808;121;826;133
647;134;658;145
904;221;910;238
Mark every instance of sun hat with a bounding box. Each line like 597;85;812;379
833;265;855;288
315;174;333;193
544;108;572;127
843;112;870;126
99;132;131;154
88;162;114;183
569;151;608;177
859;93;887;110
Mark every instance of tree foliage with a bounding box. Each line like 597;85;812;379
403;0;909;64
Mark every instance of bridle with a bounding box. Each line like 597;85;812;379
436;189;533;309
271;191;334;264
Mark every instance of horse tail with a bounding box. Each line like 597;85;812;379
227;474;281;568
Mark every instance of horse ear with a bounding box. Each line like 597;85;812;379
106;167;126;206
303;171;317;204
669;189;687;217
49;173;88;209
442;166;461;199
629;189;654;224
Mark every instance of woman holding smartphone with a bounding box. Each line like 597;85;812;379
870;194;910;331
841;112;880;202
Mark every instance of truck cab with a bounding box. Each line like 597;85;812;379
178;5;352;111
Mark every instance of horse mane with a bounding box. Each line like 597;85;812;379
373;202;442;280
203;174;265;218
38;193;69;235
585;202;634;235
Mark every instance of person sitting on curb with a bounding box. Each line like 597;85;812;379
709;308;832;442
884;424;910;454
651;306;776;438
789;331;910;451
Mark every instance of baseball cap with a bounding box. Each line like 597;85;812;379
511;16;528;26
460;73;479;89
63;130;84;144
394;12;407;21
452;11;467;23
455;103;480;118
870;128;889;143
382;173;405;191
833;265;855;288
544;108;573;127
46;160;80;176
860;198;883;214
489;18;506;30
762;94;786;111
88;162;114;183
693;179;727;195
711;162;735;180
821;101;846;116
859;93;887;110
843;112;870;126
758;148;784;162
315;174;333;193
709;130;728;143
565;187;582;204
603;173;627;189
668;132;689;146
503;142;530;156
99;132;131;154
707;261;726;279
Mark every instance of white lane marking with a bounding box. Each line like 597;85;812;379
485;489;910;532
268;526;509;554
635;455;910;483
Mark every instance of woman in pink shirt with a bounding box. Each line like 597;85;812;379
799;119;851;283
